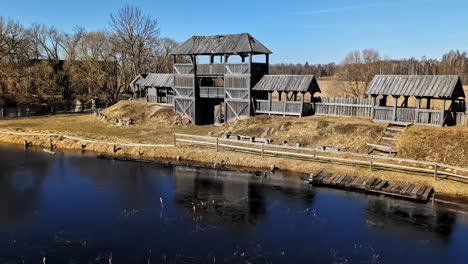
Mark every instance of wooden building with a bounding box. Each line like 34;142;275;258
171;33;271;125
253;75;320;117
366;75;466;126
130;73;174;105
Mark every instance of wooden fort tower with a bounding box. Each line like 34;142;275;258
171;33;271;125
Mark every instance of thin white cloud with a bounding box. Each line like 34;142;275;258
294;2;387;15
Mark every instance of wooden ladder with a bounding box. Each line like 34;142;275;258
368;122;412;157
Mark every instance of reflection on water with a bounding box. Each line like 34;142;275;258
0;145;467;263
366;198;456;244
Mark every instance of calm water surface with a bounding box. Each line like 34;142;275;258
0;145;467;263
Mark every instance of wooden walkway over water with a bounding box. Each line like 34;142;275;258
308;171;434;202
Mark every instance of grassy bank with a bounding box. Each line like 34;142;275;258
0;100;467;198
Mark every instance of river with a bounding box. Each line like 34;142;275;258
0;145;467;263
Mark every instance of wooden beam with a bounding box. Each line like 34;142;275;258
415;97;421;123
268;92;272;114
300;92;304;117
371;95;377;119
440;98;446;126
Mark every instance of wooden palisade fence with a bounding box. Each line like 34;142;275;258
311;96;467;126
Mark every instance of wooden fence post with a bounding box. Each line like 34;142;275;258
434;163;438;181
370;156;373;171
261;144;264;157
173;134;177;146
313;149;316;161
216;137;219;152
0;107;3;119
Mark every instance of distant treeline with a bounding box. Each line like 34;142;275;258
1;5;468;107
272;49;468;96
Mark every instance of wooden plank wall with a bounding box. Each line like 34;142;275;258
314;96;372;118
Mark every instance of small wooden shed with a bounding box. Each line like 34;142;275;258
366;75;466;126
253;75;321;117
130;73;174;105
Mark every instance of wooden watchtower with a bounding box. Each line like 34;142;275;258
171;33;271;125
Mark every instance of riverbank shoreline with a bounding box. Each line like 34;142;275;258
1;129;468;201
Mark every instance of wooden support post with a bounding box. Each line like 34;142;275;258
426;98;431;109
313;149;316;160
267;92;272;115
370;95;375;119
415;97;421;123
0;107;3;119
370;156;373;171
300;92;305;117
173;134;177;146
440;98;446;126
283;96;287;116
403;96;409;107
434;163;438;181
392;95;398;121
261;144;264;157
216;137;219;152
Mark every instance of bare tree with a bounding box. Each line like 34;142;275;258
27;24;64;60
109;4;160;79
335;49;381;97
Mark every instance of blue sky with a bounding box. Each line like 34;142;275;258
2;0;468;64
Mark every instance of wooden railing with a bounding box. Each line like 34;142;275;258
417;109;442;125
255;100;303;116
315;103;372;117
197;64;225;75
200;87;224;98
174;63;251;75
146;95;174;105
373;106;393;121
173;133;468;182
174;64;194;74
225;63;249;74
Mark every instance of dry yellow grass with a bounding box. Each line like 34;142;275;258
0;100;467;198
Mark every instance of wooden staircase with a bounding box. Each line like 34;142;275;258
368;122;412;157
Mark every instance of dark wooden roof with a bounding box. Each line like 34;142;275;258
253;75;321;93
366;75;465;98
131;74;173;87
172;33;272;56
130;74;147;86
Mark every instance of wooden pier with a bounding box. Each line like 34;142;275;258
308;171;434;202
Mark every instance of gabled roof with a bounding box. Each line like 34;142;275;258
130;74;147;86
253;75;321;93
172;33;272;56
140;73;173;87
366;75;465;98
130;74;173;88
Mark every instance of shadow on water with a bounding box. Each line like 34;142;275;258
0;145;466;263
